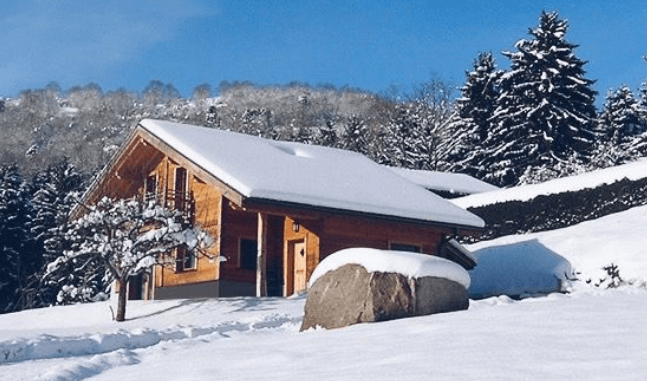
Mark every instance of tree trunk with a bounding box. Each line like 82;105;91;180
116;278;128;322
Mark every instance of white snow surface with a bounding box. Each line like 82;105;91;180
387;166;499;195
452;157;647;208
468;203;647;295
2;288;646;380
308;248;471;288
3;164;647;380
139;119;484;228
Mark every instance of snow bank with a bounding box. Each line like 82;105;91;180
468;239;573;299
468;204;647;284
452;158;647;208
309;248;471;288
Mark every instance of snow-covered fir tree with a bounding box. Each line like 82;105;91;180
339;115;370;156
31;158;86;306
31;158;86;261
313;119;339;148
446;52;500;178
484;11;598;187
591;86;647;166
597;86;646;145
0;164;38;313
44;197;214;321
380;101;443;170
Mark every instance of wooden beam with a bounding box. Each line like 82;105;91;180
256;212;268;297
242;199;322;220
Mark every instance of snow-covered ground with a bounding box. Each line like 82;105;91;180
468;204;647;299
1;287;645;380
2;162;647;380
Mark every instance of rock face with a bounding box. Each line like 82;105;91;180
301;263;468;331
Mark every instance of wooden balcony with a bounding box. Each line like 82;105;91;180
142;189;194;220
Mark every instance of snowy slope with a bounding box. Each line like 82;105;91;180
1;289;646;380
467;203;647;296
452;158;647;209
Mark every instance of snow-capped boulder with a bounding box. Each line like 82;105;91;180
300;249;470;331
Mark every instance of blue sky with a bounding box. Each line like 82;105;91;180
2;0;647;106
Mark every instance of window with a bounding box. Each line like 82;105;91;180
389;242;422;253
174;167;188;211
239;239;257;271
175;246;196;272
175;167;187;195
145;174;157;201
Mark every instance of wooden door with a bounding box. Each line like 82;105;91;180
293;241;307;293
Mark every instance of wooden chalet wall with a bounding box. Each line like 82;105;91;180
152;157;223;293
320;215;451;256
280;213;453;296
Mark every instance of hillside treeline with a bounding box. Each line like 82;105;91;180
0;79;455;180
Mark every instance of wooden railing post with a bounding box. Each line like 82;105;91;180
256;212;268;297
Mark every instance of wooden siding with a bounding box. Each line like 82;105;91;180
154;160;223;289
319;215;451;260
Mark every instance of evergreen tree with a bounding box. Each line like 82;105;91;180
339;115;370;156
31;158;86;305
597;86;646;147
589;86;647;168
0;164;38;313
313;119;339;148
484;11;598;186
446;52;500;178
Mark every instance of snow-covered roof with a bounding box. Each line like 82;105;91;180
309;248;471;288
139;119;484;228
452;158;647;209
387;166;499;195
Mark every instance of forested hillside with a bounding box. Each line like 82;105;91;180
0;79;456;180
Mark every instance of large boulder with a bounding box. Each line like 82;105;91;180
301;249;470;331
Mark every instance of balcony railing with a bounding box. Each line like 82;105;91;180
142;189;194;220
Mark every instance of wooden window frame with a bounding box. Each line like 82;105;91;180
174;167;188;195
175;246;197;273
145;173;158;201
173;166;190;213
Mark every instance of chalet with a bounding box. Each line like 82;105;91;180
76;119;484;300
386;166;499;199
